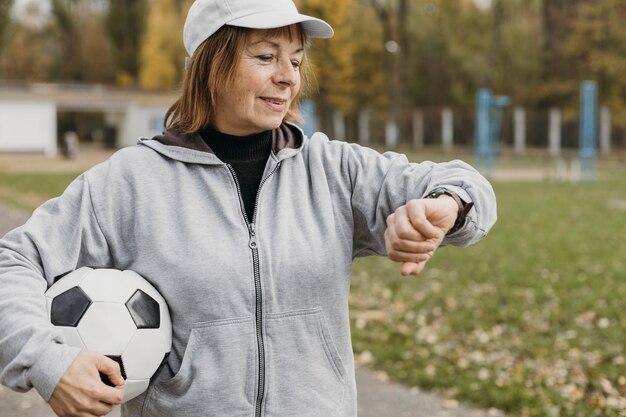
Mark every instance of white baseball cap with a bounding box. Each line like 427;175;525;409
183;0;335;57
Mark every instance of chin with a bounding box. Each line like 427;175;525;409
259;118;285;131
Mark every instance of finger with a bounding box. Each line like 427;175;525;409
406;203;442;239
64;390;116;416
385;226;434;256
96;355;125;387
389;236;437;254
400;261;428;276
94;383;125;406
388;249;433;264
93;356;126;405
393;214;427;241
100;386;125;406
89;400;116;416
386;214;433;247
84;380;125;408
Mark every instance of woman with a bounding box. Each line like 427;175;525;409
0;0;497;416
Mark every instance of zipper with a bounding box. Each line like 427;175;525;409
248;222;264;417
226;162;280;417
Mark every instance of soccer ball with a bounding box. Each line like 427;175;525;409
45;267;172;402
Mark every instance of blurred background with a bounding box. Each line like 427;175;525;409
0;1;625;417
0;0;624;152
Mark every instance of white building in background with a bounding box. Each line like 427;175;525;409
118;104;169;148
0;83;178;154
0;100;57;155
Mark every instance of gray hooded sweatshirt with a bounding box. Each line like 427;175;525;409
0;123;496;417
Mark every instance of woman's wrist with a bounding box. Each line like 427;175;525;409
425;187;474;235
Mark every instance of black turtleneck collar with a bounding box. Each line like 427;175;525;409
198;128;273;222
199;129;272;161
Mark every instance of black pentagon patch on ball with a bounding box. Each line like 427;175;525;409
100;355;127;387
52;270;72;284
126;289;160;329
50;286;92;327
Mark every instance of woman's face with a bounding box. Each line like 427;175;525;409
212;29;304;136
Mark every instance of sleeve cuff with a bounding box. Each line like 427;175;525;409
435;185;471;207
27;342;81;401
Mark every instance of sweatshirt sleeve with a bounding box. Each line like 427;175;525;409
338;142;497;257
0;173;113;401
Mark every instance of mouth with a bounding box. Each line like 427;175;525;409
260;97;288;111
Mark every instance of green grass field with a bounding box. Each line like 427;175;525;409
0;172;82;210
1;149;625;416
351;177;626;417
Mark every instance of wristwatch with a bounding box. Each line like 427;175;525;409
424;187;474;235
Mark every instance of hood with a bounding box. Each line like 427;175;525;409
137;122;306;165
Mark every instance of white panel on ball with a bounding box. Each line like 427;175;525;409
159;303;172;351
45;297;52;321
59;326;87;349
78;304;137;355
80;269;140;303
123;379;150;402
123;330;169;379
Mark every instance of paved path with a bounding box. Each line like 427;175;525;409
0;203;503;417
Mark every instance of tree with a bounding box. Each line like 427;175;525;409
43;0;114;83
106;0;148;86
139;0;184;89
495;0;543;105
48;0;82;80
407;0;489;106
346;5;386;112
486;0;504;87
76;7;115;83
296;0;362;133
538;0;581;107
1;24;51;81
564;0;626;116
0;0;13;57
367;0;411;143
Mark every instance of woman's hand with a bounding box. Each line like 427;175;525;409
49;350;125;417
384;196;458;276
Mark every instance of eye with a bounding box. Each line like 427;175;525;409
291;60;301;69
257;55;274;62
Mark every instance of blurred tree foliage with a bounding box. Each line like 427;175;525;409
297;0;366;129
139;0;182;89
0;0;13;56
49;0;115;82
563;0;626;126
0;0;115;83
2;24;51;80
49;0;81;80
105;0;147;85
539;0;581;107
0;0;624;120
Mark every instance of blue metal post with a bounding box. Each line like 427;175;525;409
490;96;511;157
475;89;509;178
299;99;318;137
579;80;598;181
475;89;493;177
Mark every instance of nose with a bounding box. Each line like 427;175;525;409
273;58;298;87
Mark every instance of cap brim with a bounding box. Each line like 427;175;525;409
228;11;334;39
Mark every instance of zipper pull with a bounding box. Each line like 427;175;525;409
248;223;258;249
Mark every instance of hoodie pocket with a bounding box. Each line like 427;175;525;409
263;307;347;417
142;316;256;417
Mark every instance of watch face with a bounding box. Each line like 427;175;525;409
426;188;449;199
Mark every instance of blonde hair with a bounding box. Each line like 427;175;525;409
165;24;310;134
